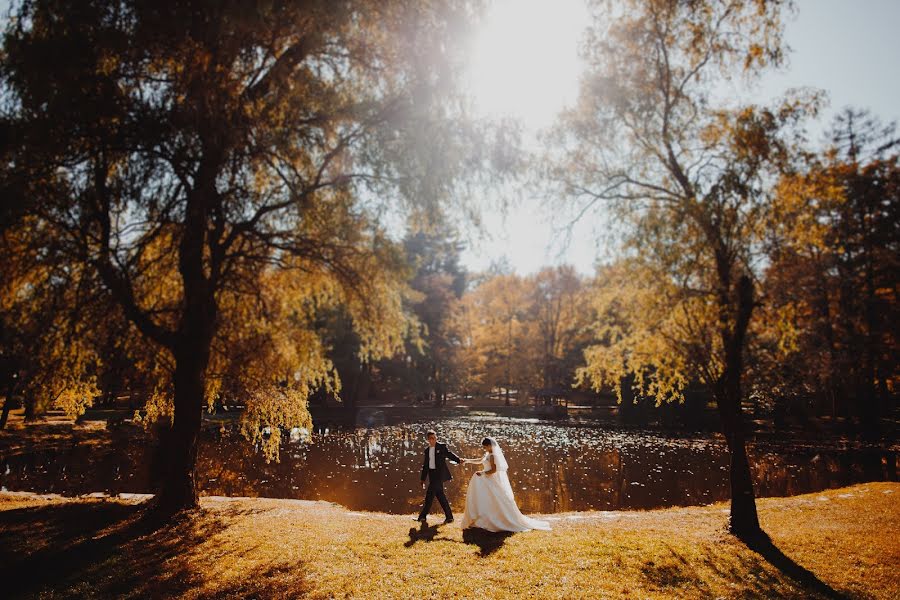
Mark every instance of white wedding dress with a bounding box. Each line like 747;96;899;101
459;439;551;532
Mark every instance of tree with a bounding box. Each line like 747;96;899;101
548;0;803;538
0;219;103;428
453;267;593;404
463;272;532;403
2;0;487;511
762;109;900;433
527;265;590;390
398;231;467;406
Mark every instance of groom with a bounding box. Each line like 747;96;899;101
417;429;462;524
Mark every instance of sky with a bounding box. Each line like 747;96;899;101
458;0;900;276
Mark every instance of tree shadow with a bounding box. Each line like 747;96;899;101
461;527;514;557
647;538;848;599
0;500;221;598
660;542;783;597
742;532;849;600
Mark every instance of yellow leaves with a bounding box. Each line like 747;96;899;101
771;163;847;253
25;337;101;420
52;377;101;419
1;224;106;419
578;260;718;406
199;238;412;461
241;386;316;463
96;51;120;77
135;389;175;428
755;301;800;358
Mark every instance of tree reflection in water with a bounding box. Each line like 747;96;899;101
1;420;896;514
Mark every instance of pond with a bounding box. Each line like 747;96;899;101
1;417;896;514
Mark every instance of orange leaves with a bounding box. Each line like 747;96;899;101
457;266;592;395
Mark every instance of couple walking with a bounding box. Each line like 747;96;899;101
417;429;550;532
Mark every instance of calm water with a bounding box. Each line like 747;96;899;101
1;418;896;514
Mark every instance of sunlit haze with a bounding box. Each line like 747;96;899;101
459;0;900;277
461;0;594;276
465;0;587;130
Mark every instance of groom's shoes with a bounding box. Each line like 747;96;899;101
443;517;454;524
415;515;427;522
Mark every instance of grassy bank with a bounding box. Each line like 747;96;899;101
0;482;897;599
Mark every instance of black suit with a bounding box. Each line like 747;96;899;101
418;442;461;520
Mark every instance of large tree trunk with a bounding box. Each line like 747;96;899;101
157;342;207;512
23;395;36;421
714;274;761;539
0;377;15;430
156;155;219;512
716;388;760;537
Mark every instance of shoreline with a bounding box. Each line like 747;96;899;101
2;418;898;520
1;482;898;598
0;482;892;518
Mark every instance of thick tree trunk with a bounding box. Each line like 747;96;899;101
23;395;36;421
156;155;219;512
715;274;761;539
0;378;14;430
716;389;760;538
157;345;206;512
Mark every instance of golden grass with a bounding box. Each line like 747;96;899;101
0;482;897;599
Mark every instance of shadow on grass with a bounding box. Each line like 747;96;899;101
461;527;514;557
743;532;849;600
205;563;310;600
404;522;513;557
405;521;443;547
0;499;311;599
642;537;848;599
0;500;204;598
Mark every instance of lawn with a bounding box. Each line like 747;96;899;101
0;482;897;598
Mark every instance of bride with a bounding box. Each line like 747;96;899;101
459;437;551;532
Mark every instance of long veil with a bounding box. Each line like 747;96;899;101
487;437;509;471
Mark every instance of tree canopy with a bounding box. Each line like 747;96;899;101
0;0;496;509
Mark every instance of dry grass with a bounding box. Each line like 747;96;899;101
0;482;897;599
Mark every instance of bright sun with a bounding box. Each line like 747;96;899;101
465;0;588;131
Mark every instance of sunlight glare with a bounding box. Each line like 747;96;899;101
465;0;588;131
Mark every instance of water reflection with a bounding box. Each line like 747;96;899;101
1;420;896;514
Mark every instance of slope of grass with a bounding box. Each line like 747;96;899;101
0;482;897;599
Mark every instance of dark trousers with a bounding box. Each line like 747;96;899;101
419;469;452;520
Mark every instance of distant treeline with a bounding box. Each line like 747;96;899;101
3;114;898;433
